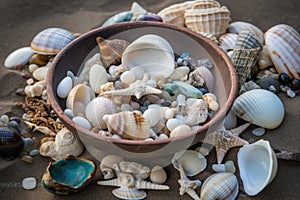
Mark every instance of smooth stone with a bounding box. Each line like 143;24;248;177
28;64;39;73
147;95;164;104
0;115;9;125
64;109;74;119
67;70;76;80
89;64;108;93
21;130;32;138
57;76;73;98
129;101;140;110
29;149;39;157
120;71;136;84
29;54;49;66
72;116;91;130
158;134;168;140
32;66;49;81
212;160;236;174
143;109;161;127
164;108;175;120
22;138;36;152
170;125;191;138
4;47;34;69
161;100;171;107
287;89;296;98
21;155;34;164
9;116;21;124
166;118;182;132
278;73;291;84
150;166;167;184
191;125;201;131
22;177;37;190
21;72;31;79
168;66;190;80
15;88;26;96
8;121;20;133
121;104;133;111
111;134;122;139
251;127;266;136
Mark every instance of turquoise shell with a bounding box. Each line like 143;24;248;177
102;11;133;27
162;81;203;98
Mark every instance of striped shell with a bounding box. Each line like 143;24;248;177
157;1;194;26
31;28;75;55
264;24;300;78
103;111;151;140
228;21;264;45
231;89;284;129
234;30;262;50
218;33;238;51
0;125;23;158
191;0;220;9
184;6;231;38
200;172;239;200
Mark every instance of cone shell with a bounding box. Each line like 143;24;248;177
103;111;151;140
157;1;194;26
218;33;238;51
200;172;239;200
31;28;75;55
184;6;231;38
228;21;264;45
231;89;284;129
264;24;300;78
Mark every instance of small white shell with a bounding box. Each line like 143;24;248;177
89;64;108;94
188;66;214;91
168;67;190;80
4;47;34;69
57;76;73;98
150;166;167;184
32;66;49;81
143;108;162;127
172;150;207;176
169;125;191;139
120;71;136;84
231;89;284;129
72;116;92;130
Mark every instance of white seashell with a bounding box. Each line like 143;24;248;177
129;66;144;80
72;116;92;130
131;2;147;21
238;139;278;196
143;108;162;127
166;118;182;132
228;21;264;45
100;154;124;179
4;47;34;69
212;160;236;174
122;34;175;78
89;64;108;94
170;125;191;138
191;0;221;9
231;89;284;129
32;66;49;81
202;93;219;111
120;70;136;84
218;33;238;52
168;67;190;80
85;97;116;129
150;166;167;184
57;76;73;98
265;24;300;78
79;53;103;82
25;83;44;97
188;66;214;91
172;150;207;176
258;46;273;69
200;172;239;200
252;127;265;136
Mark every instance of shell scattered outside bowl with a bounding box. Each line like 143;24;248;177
231;89;284;129
122;34;175;78
238;139;278;196
42;154;96;195
0;125;23;158
31;28;75;55
4;47;34;69
264;24;300;79
218;33;238;52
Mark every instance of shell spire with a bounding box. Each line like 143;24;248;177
97;178;119;187
230;122;251;136
135;180;169;190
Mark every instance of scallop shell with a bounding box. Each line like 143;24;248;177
66;84;95;116
218;33;238;51
184;6;231;38
228;21;264;45
200;172;239;200
264;24;300;78
85;97;116;129
30;28;75;55
103;111;151;140
191;0;220;9
89;64;108;94
231;89;284;129
157;1;194;26
234;30;262;50
96;37;130;67
172;150;207;176
150;166;167;184
238;139;278;196
122;34;175;78
4;47;34;69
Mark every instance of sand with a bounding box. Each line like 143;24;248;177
0;0;299;199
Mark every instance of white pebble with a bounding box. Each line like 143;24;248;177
26;78;35;85
280;85;291;92
144;138;154;141
32;66;48;81
22;177;37;190
191;125;201;131
112;134;122;139
158;134;168;140
287;89;296;98
72;116;91;130
147;79;157;88
143;109;161;127
121;104;133;111
120;71;136;84
164;108;175;120
22;113;31;121
64;109;74;119
166;118;182;132
170;125;191;138
0;115;9;125
4;47;34;69
57;76;73;98
251;127;265;136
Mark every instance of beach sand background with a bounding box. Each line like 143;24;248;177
0;0;299;199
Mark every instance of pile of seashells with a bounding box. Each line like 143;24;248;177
2;0;300;200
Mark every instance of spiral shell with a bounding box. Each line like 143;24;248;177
31;28;75;55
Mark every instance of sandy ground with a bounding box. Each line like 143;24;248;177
0;0;299;199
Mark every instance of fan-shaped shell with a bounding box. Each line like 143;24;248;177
184;6;231;38
264;24;300;78
4;47;34;69
218;33;238;52
228;21;264;45
200;172;239;200
238;139;278;196
231;89;284;129
103;111;151;140
31;28;75;55
122;34;175;78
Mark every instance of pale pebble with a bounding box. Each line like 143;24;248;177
121;103;133;111
166;118;182;132
32;66;49;81
0;115;9;125
57;76;73;98
287;89;296;98
170;125;191;138
147;79;157;88
143;109;161;127
164;108;175;120
64;109;74;119
22;138;36;152
29;149;39;157
158;134;168;140
144;138;154;141
72;116;91;130
22;177;37;190
168;66;190;80
120;71;136;84
191;125;201;131
26;78;35;85
28;64;39;73
4;47;34;69
251;127;265;136
111;134;122;139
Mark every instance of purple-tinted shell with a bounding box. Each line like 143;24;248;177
0;125;23;158
136;13;163;22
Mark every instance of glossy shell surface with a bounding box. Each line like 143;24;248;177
0;125;23;158
4;47;34;69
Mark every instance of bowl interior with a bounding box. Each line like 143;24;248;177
47;22;237;164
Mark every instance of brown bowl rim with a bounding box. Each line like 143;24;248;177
47;21;238;146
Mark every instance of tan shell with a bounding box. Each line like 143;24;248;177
184;6;231;38
115;161;151;180
188;66;214;91
103;111;151;140
150;166;167;184
100;154;124;179
191;0;220;9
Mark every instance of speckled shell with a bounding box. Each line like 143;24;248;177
0;125;23;158
228;21;264;45
103;111;151;140
4;47;34;69
184;6;231;38
218;33;238;51
31;28;75;55
200;172;239;200
265;24;300;78
234;30;262;50
231;89;284;129
238;140;278;196
157;1;194;26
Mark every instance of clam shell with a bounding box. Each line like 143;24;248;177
157;1;194;26
31;28;75;55
103;111;151;140
172;150;207;176
78;53;103;82
200;172;239;200
85;97;117;129
89;64;108;93
122;34;175;78
191;0;221;9
184;6;231;38
218;33;238;52
238;139;278;196
4;47;34;69
231;89;284;129
228;21;264;45
150;165;167;184
265;24;300;78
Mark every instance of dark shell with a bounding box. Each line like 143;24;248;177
278;73;292;85
289;78;300;90
0;125;23;158
136;13;163;22
42;154;96;195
